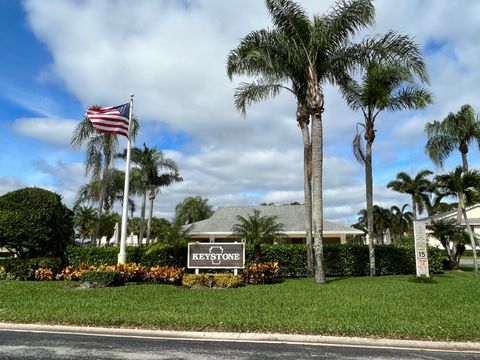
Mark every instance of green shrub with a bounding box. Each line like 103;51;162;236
246;244;307;277
408;275;435;284
182;273;243;288
80;270;124;287
66;244;189;268
65;243;443;279
0;257;62;280
0;187;74;259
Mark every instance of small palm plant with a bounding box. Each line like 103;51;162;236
434;167;480;275
231;209;286;263
426;219;468;270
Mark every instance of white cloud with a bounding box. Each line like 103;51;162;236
12;118;77;146
18;0;480;225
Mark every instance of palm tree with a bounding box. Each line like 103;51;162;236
435;167;480;275
387;170;433;220
229;0;378;283
425;104;480;171
227;31;314;275
71;106;139;245
341;58;431;275
118;144;180;245
73;206;97;245
231;209;286;263
426;218;468;269
74;168;135;214
175;196;214;226
389;204;413;242
146;171;183;245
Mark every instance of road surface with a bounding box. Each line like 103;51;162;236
0;330;479;359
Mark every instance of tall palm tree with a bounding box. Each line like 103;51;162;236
435;167;480;275
231;209;286;263
227;30;314;275
146;171;183;245
425;104;480;171
341;59;431;276
229;0;378;283
175;196;214;226
386;170;433;220
118;144;180;245
71;106;139;245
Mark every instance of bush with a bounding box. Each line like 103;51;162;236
246;244;307;277
99;263;146;282
408;275;436;284
144;266;184;285
0;257;62;280
80;270;124;287
243;262;280;285
64;243;444;279
182;274;243;288
35;268;54;281
0;187;74;259
66;244;188;268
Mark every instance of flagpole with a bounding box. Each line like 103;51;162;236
118;94;134;264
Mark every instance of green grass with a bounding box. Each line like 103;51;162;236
0;272;479;341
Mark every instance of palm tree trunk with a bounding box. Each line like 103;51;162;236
146;190;155;245
138;191;147;246
92;164;108;247
311;111;325;284
412;198;417;221
461;202;478;275
365;141;376;276
298;109;314;277
461;151;469;172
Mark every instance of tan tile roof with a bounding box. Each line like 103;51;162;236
186;205;363;235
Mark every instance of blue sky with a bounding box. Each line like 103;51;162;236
1;0;479;224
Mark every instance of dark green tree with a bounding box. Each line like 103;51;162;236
175;196;214;225
0;188;74;258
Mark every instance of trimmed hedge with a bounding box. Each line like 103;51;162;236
65;243;444;277
66;245;188;268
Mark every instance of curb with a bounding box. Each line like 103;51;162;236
0;323;479;353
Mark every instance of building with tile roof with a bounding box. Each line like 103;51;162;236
186;205;363;244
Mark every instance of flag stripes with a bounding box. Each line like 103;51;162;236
85;103;130;137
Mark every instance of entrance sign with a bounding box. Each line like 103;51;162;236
188;243;245;269
413;221;429;277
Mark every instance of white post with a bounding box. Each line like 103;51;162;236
118;94;134;264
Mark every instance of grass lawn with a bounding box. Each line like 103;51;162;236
0;271;479;341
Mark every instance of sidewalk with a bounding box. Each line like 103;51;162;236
1;322;479;353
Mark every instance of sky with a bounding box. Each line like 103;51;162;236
0;0;479;225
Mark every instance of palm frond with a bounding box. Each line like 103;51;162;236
234;81;288;115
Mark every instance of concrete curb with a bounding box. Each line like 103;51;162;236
0;323;479;353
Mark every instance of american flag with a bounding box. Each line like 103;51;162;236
85;103;130;137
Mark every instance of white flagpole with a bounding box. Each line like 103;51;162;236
118;94;134;264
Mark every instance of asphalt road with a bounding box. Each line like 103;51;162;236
0;330;479;360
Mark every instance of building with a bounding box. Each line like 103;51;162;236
186;205;363;243
418;204;480;249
